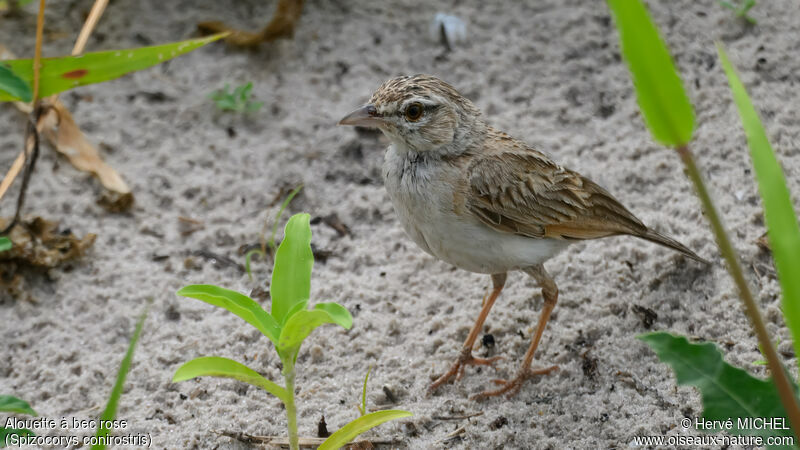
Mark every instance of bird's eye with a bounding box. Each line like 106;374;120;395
405;102;424;121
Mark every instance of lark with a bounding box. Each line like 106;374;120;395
339;74;707;399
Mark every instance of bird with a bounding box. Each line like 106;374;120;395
338;74;707;399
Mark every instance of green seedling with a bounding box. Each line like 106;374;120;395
209;82;263;113
314;365;411;450
0;237;11;253
245;184;303;280
607;0;800;438
0;34;226;102
317;409;412;450
91;304;149;450
718;0;757;24
173;213;410;450
357;366;372;417
0;395;37;448
267;185;303;252
243;248;262;281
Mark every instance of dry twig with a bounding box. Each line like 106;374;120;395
198;0;304;47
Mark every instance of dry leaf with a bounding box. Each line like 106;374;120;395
0;216;95;302
0;266;32;303
0;216;96;268
0;45;134;212
756;231;771;252
39;101;134;210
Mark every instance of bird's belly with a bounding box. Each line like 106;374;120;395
422;217;568;273
389;185;568;274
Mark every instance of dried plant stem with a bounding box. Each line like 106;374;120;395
0;0;108;205
32;0;45;100
676;144;800;434
71;0;107;56
0;153;25;201
0;0;45;230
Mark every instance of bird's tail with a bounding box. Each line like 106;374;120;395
637;228;710;265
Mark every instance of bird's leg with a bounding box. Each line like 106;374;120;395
427;272;507;395
473;265;559;400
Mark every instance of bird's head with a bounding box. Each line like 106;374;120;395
338;74;482;154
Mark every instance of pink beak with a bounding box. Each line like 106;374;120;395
338;104;384;127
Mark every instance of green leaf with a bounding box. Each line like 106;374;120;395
639;332;793;446
314;302;353;330
92;305;149;450
172;356;289;404
718;44;800;372
284;300;310;325
318;410;412;450
0;428;35;447
278;309;348;353
216;98;237;111
0;33;226;102
244;248;265;281
177;284;280;346
0;64;32;102
0;395;36;416
270;213;313;325
0;395;36;447
0;237;11;253
268;185;303;251
358;366;373;416
245;101;263;114
606;0;695;146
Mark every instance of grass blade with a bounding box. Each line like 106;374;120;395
244;248;265;281
92;305;149;450
606;0;694;146
358;366;372;416
0;395;36;416
177;284;280;346
717;44;800;369
0;33;226;101
172;356;289;404
318;410;412;450
270;213;313;325
639;332;793;446
0;65;32;102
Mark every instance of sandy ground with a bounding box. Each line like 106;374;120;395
1;0;799;448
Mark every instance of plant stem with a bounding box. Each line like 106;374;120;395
281;359;299;450
33;0;45;101
676;144;800;436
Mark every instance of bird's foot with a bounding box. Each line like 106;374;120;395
471;365;558;400
427;348;503;395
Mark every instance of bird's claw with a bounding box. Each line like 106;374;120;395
471;365;559;401
427;350;504;395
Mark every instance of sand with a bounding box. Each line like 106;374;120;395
1;0;799;448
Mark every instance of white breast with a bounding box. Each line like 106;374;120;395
383;145;569;274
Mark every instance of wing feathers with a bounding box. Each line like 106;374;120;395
464;130;704;263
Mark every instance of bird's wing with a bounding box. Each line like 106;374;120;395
465;141;649;241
